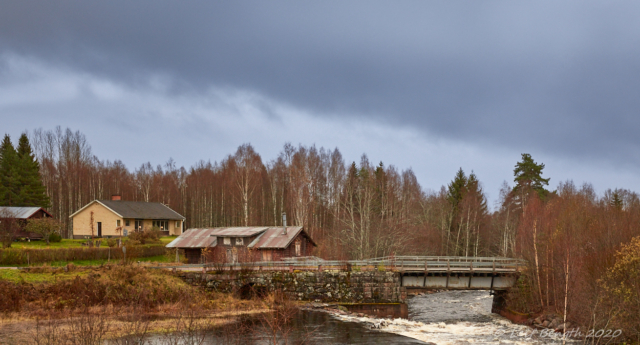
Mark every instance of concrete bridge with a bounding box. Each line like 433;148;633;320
167;256;523;314
392;256;521;291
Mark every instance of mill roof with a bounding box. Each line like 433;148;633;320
165;226;316;249
248;226;317;249
166;228;218;248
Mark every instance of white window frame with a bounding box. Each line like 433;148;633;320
235;237;244;245
223;237;231;245
116;219;121;227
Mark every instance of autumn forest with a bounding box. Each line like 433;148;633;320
3;126;640;339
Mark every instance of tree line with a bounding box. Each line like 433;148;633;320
4;126;640;339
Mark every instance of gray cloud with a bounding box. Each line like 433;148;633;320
2;1;640;196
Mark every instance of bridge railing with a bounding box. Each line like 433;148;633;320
147;256;525;273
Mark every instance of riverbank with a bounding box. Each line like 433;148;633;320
0;265;268;344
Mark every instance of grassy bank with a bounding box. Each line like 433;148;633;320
10;236;176;249
0;265;269;344
1;254;175;268
0;244;168;266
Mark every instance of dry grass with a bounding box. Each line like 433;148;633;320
0;265;274;344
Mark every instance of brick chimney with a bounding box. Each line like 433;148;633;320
111;195;121;201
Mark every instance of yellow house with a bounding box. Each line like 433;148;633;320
69;196;185;239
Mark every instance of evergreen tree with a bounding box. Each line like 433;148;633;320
512;153;550;213
15;133;50;207
0;135;18;206
447;168;468;210
611;190;624;211
466;171;488;215
513;153;550;199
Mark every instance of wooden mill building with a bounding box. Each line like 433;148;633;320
166;226;316;264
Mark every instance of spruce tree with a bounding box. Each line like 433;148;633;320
611;190;624;211
0;135;18;206
447;168;468;210
16;133;50;207
466;172;488;215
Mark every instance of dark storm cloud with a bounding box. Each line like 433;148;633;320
2;1;640;167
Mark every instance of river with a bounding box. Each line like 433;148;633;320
332;290;574;344
143;290;574;344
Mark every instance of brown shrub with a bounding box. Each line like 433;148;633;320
1;266;201;313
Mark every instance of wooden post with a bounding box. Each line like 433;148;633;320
446;259;450;289
468;262;473;288
423;261;428;287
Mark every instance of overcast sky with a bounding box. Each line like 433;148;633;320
2;1;640;205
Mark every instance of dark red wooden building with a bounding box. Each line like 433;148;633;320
0;206;54;240
166;226;316;264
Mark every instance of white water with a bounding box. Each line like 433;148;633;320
331;290;574;345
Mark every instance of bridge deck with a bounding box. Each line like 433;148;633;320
154;256;523;291
149;256;524;274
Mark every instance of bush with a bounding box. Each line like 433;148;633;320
49;233;62;243
0;266;199;312
128;228;161;244
600;235;640;341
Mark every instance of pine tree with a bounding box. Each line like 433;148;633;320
513;153;550;198
0;135;18;206
512;153;550;212
15;133;50;207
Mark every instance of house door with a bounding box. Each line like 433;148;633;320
97;222;102;237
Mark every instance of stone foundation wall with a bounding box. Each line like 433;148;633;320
179;270;407;303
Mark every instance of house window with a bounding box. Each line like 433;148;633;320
223;237;231;245
135;219;144;231
153;220;169;231
125;220;130;226
176;221;180;228
116;220;121;227
235;237;243;245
